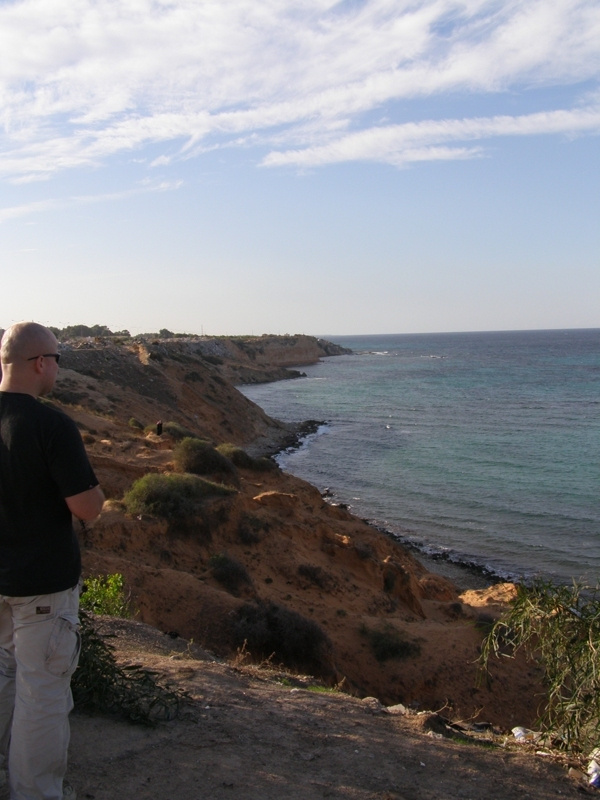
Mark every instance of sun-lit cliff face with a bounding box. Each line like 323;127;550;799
49;334;541;729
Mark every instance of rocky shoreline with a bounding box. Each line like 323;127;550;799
40;331;552;730
0;330;587;797
248;418;495;593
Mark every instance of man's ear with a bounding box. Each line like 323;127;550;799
31;356;44;373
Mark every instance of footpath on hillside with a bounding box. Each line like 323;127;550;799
56;618;589;800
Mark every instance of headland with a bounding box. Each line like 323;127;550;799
6;329;584;797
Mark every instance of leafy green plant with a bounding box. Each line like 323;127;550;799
480;580;600;753
360;623;420;662
80;573;131;617
128;417;144;431
73;611;188;726
123;472;236;520
174;437;237;479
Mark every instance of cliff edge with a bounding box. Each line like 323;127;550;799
46;334;543;731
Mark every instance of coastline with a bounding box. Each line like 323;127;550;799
403;546;497;591
241;330;600;591
249;419;497;593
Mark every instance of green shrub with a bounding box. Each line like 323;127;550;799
174;437;237;478
163;421;199;441
73;611;187;726
128;417;144;431
216;443;255;469
122;472;235;520
209;553;252;595
360;623;420;662
215;443;277;472
231;601;333;676
481;580;600;753
81;573;131;617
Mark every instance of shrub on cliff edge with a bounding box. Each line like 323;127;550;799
174;437;238;480
216;443;278;472
216;443;255;469
231;601;333;677
481;579;600;753
209;553;252;596
360;623;421;662
123;473;235;520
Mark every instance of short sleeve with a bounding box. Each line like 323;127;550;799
46;413;99;498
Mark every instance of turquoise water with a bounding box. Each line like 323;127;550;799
241;329;600;586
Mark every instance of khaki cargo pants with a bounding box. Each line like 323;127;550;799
0;586;81;800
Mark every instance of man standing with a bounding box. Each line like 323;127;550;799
0;322;104;800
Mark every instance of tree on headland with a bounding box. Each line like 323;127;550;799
52;324;131;339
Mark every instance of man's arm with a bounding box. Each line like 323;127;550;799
65;485;105;522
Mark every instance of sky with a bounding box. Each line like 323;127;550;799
1;0;599;338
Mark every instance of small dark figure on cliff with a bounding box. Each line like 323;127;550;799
156;420;163;436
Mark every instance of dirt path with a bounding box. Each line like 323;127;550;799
62;619;588;800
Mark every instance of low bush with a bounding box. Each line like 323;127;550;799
73;611;187;726
216;443;277;472
209;553;252;595
360;623;421;662
298;564;332;590
174;437;237;478
216;443;255;469
252;456;279;472
481;579;600;753
231;601;333;676
122;473;235;520
128;417;144;431
237;513;268;544
163;421;199;441
80;573;131;617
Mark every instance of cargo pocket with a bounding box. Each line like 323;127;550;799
45;616;81;678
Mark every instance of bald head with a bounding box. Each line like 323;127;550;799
1;322;57;365
0;322;59;396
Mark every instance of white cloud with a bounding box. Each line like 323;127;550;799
262;104;600;166
0;180;182;223
0;0;599;180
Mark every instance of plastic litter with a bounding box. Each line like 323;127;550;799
511;726;538;742
587;748;600;787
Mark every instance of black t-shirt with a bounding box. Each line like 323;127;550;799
0;392;98;596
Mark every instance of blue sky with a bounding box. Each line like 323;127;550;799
1;0;599;336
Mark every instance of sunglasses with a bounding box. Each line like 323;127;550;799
27;353;61;364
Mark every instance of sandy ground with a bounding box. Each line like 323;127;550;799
53;619;590;800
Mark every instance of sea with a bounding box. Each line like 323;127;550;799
240;329;600;588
